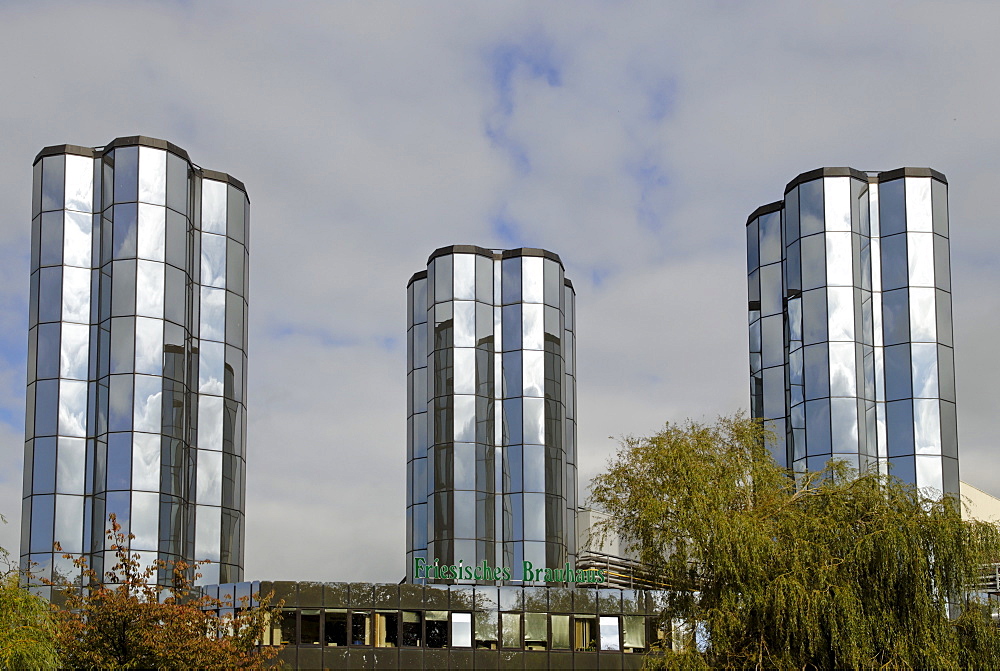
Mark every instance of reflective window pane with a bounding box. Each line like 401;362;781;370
878;179;905;237
882;289;909;346
201;287;225;342
138;147;166;205
904;177;932;232
202;180;227;234
909;288;936;342
501;258;521;304
199;341;224;395
522;350;544;398
805;400;831;456
113;204;139;260
38;267;62;324
884;344;912;402
134;317;163;376
60;323;89;381
758;211;781;265
522;304;543;350
62;266;90;324
907;233;934;287
599;616;620;651
824;177;851;232
828;342;856;397
56;438;85;495
825;232;853;286
199;395;224;451
798;180;824;237
913;399;941;455
58;380;87;437
135;261;164;318
454;254;476;300
201;233;226;289
827;287;854;342
42;155;65;213
523;397;544;444
133;375;162;433
759;264;782;316
800;234;826;291
911;343;938;399
132;432;160;492
522;257;543;303
197;449;223;505
137;204;166;262
63;210;92;267
880;234;907;291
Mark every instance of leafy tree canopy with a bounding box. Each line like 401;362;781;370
589;414;1000;669
0;534;59;670
49;515;280;670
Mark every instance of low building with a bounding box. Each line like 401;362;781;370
207;580;668;669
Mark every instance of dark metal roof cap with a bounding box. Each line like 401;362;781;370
427;245;496;263
34;135;247;197
875;167;947;184
784;167;869;195
426;245;565;270
746;200;783;227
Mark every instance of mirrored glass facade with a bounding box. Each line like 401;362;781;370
747;167;957;495
22;136;249;595
407;246;577;584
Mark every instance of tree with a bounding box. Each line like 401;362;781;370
589;414;1000;669
49;515;280;670
0;541;59;670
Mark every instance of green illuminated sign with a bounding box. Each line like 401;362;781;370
413;557;607;584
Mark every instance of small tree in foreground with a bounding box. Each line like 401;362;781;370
589;414;1000;669
0;540;59;669
49;515;280;670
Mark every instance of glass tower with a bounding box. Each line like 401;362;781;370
22;136;249;595
747;167;958;495
406;246;578;584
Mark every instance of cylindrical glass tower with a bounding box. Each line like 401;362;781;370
22;136;248;595
406;246;577;584
747;167;957;495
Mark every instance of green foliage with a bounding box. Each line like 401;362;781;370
48;515;280;670
590;414;1000;669
0;565;60;670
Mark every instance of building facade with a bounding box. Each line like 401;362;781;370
406;246;578;584
220;580;661;668
22;136;249;594
747;167;958;495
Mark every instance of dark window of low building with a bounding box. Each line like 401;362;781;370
300;609;321;645
351;611;371;646
277;609;297;645
402;611;422;647
375;611;399;647
426;610;448;648
324;610;347;647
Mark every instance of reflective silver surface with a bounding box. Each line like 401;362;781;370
408;249;575;583
22;142;249;587
747;169;956;494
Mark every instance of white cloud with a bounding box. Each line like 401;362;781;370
0;1;998;580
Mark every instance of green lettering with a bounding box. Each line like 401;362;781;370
414;557;427;580
523;560;535;581
598;569;608;583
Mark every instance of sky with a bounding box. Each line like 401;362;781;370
1;0;999;582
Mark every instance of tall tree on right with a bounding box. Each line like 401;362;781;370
590;414;1000;669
